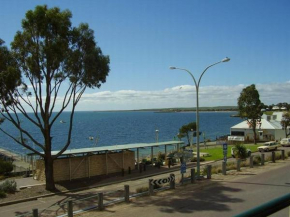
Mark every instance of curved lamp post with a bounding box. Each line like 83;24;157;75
169;57;230;178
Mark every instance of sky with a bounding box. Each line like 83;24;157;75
1;0;290;111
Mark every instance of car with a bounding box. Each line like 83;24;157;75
280;138;290;147
258;141;279;152
231;147;251;158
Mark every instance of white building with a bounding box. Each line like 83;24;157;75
230;112;286;142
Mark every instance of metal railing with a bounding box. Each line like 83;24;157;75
234;193;290;217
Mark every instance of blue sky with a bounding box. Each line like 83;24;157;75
1;0;289;111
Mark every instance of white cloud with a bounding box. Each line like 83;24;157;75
75;82;290;111
16;82;290;111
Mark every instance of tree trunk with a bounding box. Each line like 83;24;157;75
253;124;257;144
44;154;56;191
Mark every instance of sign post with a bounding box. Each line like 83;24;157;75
180;162;186;184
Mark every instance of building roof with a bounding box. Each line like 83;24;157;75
231;119;282;130
32;140;185;157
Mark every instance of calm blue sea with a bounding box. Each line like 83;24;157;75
0;111;241;155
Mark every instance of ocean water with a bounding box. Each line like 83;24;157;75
0;111;241;155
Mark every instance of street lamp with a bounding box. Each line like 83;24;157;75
169;57;230;177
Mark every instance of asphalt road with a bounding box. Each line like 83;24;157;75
81;159;290;217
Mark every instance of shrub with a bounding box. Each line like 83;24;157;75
136;186;148;193
0;190;6;198
142;159;151;165
226;162;236;171
0;179;17;193
191;157;205;162
253;156;261;165
233;144;248;159
287;151;290;157
0;160;13;175
157;152;165;162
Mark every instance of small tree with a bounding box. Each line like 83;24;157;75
281;111;290;137
232;144;247;159
0;5;110;191
178;122;197;145
238;84;263;144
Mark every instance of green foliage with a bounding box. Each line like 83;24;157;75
0;190;6;198
0;179;17;193
0;160;13;175
179;122;197;145
142;159;151;165
238;84;263;144
253;156;261;165
157;152;165;162
0;40;22;107
281;112;290;137
190;156;205;162
233;144;248;159
0;5;110;191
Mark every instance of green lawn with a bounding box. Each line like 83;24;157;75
200;144;258;161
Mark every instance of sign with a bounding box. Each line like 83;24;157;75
150;175;175;186
223;143;228;151
180;162;186;174
228;136;245;141
223;143;228;162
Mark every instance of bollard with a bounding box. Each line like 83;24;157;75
207;165;212;179
261;153;265;165
272;152;276;163
250;156;253;168
67;200;73;217
170;173;175;189
32;209;38;217
143;163;146;171
181;173;184;185
282;150;285;160
121;168;124;177
237;159;241;171
98;192;104;211
149;179;154;196
191;168;195;184
128;166;131;174
222;162;226;175
139;164;143;173
124;185;130;203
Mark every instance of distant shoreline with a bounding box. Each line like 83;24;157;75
93;106;238;113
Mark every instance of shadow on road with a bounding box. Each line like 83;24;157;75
131;181;244;214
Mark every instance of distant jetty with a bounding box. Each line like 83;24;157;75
230;114;240;117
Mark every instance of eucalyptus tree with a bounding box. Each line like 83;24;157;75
0;5;110;190
281;112;290;137
179;122;197;145
237;84;263;144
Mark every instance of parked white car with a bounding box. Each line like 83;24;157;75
257;141;279;152
280;138;290;147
